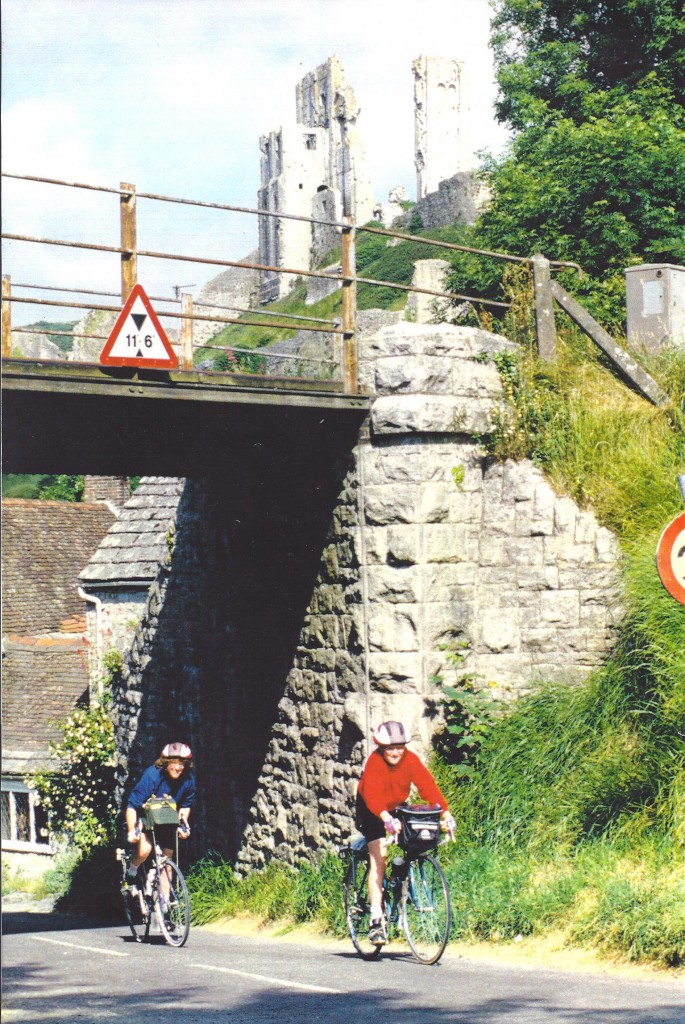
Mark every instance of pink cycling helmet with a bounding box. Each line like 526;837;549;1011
372;721;411;746
161;742;192;759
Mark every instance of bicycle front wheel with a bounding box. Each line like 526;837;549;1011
122;881;151;943
401;854;451;965
344;855;381;960
154;859;190;947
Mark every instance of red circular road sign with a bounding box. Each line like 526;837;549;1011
656;512;685;605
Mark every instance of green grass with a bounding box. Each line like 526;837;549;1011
195;226;467;368
187;852;345;935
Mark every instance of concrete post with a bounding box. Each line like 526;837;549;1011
532;253;557;363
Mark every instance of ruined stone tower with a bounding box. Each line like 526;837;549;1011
258;56;375;303
413;55;470;199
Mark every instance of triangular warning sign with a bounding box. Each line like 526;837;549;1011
100;284;178;368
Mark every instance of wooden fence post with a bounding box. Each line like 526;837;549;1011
341;216;358;394
2;275;11;358
181;292;194;370
532;253;557;363
120;181;137;303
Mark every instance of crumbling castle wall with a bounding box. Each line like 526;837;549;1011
258;56;375;303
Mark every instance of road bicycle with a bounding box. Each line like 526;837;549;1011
116;823;191;948
342;804;452;966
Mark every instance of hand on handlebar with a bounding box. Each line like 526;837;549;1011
178;822;190;838
384;816;402;837
127;827;141;844
441;811;456;838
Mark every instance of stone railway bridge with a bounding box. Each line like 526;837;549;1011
2;321;621;870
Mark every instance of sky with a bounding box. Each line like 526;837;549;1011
2;0;509;326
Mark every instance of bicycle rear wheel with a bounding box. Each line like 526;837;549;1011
344;855;382;960
121;875;151;943
401;854;451;965
154;858;190;947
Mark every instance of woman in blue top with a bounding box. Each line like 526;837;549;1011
124;742;195;884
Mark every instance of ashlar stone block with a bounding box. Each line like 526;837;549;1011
365;486;417;524
478;612;520;653
367;652;423;693
540;590;580;625
374;356;453;395
424;523;474;563
417;483;450;523
387;525;420;565
368;607;419;652
367;565;421;604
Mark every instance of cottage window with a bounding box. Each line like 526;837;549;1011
1;781;51;852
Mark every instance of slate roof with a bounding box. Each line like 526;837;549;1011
2;498;116;774
79;478;184;587
2;639;90;773
2;499;117;636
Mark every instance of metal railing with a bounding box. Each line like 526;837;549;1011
1;173;580;393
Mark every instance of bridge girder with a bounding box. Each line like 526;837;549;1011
2;360;369;476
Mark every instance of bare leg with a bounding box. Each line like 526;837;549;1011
131;831;152;871
367;837;387;917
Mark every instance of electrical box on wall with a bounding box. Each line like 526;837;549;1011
625;264;685;354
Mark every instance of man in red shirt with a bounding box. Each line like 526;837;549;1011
356;720;454;945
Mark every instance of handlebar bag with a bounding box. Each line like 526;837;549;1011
394;803;441;853
141;794;179;829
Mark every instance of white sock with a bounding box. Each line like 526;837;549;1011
126;865;138;879
370;904;382;921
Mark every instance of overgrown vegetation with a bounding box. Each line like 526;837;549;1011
2;474;85;500
29;696;117;855
23;664;121;912
24;320;77;355
2;474;140;500
445;0;685;332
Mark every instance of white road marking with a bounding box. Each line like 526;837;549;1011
31;935;128;957
192;962;343;994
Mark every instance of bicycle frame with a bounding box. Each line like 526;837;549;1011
342;831;453;965
117;828;190;947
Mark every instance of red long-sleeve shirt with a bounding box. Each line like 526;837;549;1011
357;749;447;817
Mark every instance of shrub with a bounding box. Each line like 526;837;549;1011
29;699;117;856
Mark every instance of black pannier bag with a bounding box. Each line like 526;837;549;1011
394;803;442;853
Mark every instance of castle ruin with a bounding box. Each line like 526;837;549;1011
258;56;375;303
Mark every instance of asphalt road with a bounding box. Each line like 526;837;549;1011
3;909;684;1024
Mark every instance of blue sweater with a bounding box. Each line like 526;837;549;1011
127;765;196;813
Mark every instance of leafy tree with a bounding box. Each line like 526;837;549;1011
490;0;684;131
37;475;84;502
449;0;685;330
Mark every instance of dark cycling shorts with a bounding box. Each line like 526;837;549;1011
355;793;386;842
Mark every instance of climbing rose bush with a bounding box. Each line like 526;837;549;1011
29;702;117;854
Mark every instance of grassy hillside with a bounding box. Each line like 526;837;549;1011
15;320;77;355
195;225;468;366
